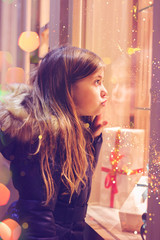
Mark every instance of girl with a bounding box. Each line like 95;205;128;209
0;45;108;240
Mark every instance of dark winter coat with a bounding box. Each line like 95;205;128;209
0;84;102;240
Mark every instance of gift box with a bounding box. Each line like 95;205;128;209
89;127;145;209
119;176;148;233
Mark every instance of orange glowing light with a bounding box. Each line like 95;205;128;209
6;67;25;84
18;31;40;52
0;183;10;206
3;219;22;240
0;222;12;240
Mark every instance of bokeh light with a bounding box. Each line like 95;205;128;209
0;221;11;240
127;47;141;55
3;219;22;240
0;183;10;206
22;222;28;229
18;31;40;52
6;67;25;84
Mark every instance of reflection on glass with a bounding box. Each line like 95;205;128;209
110;54;134;127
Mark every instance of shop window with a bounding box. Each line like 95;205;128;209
0;0;158;239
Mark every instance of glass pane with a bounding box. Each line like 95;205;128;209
72;0;153;238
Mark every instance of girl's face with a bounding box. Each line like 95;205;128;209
71;68;108;116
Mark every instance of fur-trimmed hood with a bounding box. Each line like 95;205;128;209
0;84;39;142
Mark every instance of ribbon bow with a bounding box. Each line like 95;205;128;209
101;129;143;208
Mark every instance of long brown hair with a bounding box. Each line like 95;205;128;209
30;45;104;204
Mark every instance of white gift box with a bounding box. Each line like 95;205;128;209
90;127;145;209
119;176;148;233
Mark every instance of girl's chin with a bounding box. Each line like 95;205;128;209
78;108;103;117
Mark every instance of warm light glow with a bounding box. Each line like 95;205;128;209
22;222;28;229
3;219;22;240
0;222;11;240
6;67;25;84
18;31;40;52
0;183;10;206
102;57;111;65
127;47;141;55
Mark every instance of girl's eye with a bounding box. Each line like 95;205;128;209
95;80;101;85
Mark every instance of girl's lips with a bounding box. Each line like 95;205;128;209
101;99;107;106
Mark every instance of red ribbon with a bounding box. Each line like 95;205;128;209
101;129;143;208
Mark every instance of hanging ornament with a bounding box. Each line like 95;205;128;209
18;31;40;52
6;67;25;84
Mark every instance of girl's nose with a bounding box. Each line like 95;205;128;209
101;85;108;98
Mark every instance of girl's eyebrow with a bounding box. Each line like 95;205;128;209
94;75;103;78
94;75;103;79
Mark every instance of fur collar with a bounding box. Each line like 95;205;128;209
0;84;38;142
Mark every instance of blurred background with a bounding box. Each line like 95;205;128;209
0;0;159;239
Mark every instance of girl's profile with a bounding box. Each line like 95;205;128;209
0;45;108;240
